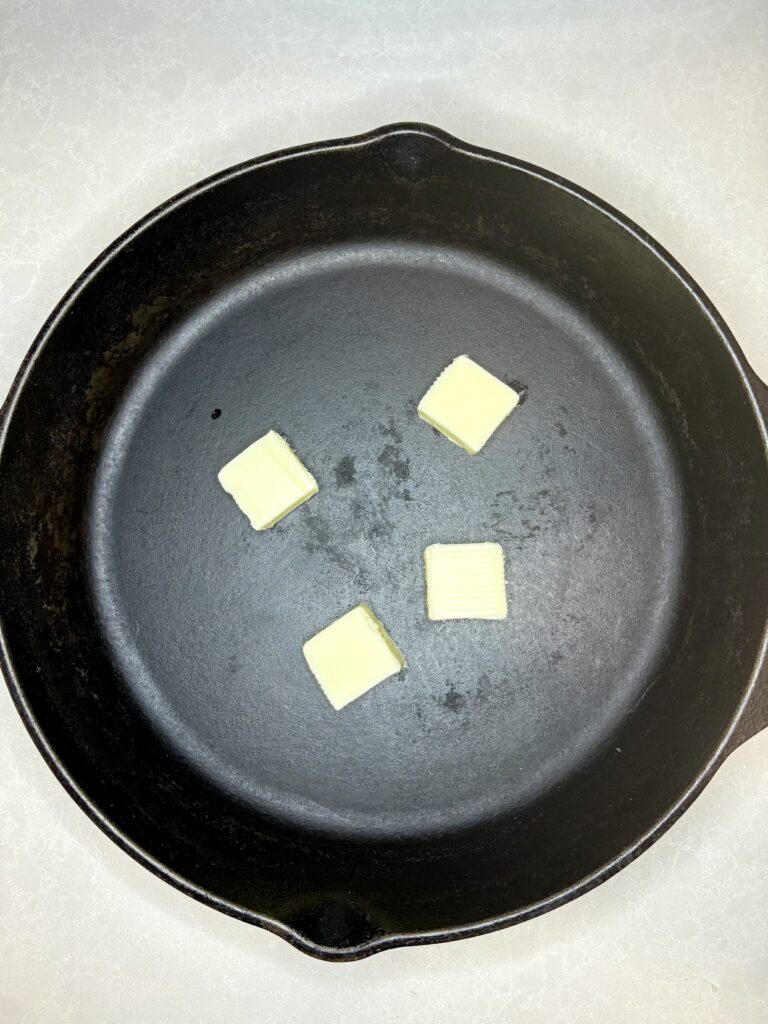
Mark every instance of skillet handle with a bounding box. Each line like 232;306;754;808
727;661;768;754
726;370;768;754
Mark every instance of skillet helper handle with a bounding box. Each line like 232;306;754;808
728;662;768;753
726;371;768;754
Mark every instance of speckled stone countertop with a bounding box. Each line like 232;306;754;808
2;1;767;1020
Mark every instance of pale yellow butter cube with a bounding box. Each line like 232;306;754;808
218;430;317;530
424;542;507;620
303;604;406;710
418;355;520;454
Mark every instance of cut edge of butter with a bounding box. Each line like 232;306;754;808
218;430;318;531
303;603;406;711
417;406;474;453
417;355;520;455
359;603;408;670
424;541;508;621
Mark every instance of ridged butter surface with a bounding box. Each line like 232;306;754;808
424;542;508;620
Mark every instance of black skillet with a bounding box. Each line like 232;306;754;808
1;124;767;960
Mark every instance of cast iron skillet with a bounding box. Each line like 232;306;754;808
1;124;768;961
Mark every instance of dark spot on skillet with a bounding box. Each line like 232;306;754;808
349;491;394;541
378;417;404;444
301;512;369;589
475;673;491;703
334;456;356;487
368;518;394;540
378;444;411;481
574;502;601;552
438;686;467;713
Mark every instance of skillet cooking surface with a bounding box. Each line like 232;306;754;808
89;242;683;836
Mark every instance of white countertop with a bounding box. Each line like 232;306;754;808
2;1;767;1020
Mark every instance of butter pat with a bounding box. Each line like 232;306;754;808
418;355;520;454
218;430;317;530
303;604;406;710
424;542;507;620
